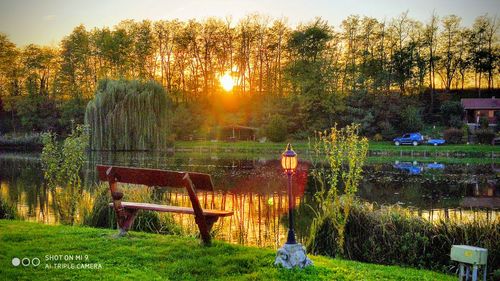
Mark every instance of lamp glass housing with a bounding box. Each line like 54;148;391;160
281;144;298;173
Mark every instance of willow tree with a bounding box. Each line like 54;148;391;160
85;79;172;151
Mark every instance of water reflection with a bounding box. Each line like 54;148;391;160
1;151;499;248
461;179;500;209
393;161;445;175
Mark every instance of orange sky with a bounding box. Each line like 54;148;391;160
0;0;498;46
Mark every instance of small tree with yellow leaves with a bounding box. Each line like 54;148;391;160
308;124;368;256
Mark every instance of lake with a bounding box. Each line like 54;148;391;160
1;150;499;248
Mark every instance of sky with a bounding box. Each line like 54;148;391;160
0;0;498;47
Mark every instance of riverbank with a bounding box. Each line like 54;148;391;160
2;138;499;156
0;220;454;281
173;140;500;156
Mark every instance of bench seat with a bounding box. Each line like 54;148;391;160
110;202;233;217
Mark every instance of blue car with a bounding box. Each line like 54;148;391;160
427;139;446;146
393;133;424;146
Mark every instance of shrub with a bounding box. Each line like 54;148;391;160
479;116;489;129
443;128;463;144
308;125;369;257
475;129;495;144
41;125;89;225
378;121;397;140
372;133;383;142
82;186;114;228
264;115;288;142
448;115;463;128
0;197;17;219
440;101;463;127
462;124;470;142
493;269;500;281
41;125;89;190
421;125;443;139
401;106;423;132
308;201;500;278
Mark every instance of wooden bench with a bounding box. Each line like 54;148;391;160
96;165;233;245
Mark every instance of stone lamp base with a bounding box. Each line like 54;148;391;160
274;243;313;269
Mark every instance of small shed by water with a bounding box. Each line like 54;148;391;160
220;125;258;141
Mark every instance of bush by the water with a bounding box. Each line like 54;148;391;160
443;128;463;144
307;201;499;279
0;197;17;219
475;129;495;144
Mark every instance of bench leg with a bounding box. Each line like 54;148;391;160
117;209;138;236
196;216;219;245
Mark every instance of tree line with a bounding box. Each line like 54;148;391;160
0;13;498;140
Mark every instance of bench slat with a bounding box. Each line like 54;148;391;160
109;202;234;217
97;165;214;191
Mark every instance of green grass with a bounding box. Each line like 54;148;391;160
0;220;454;281
174;140;500;154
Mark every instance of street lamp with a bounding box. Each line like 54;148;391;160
281;143;298;244
274;143;312;269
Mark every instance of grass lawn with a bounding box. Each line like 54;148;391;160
174;140;500;154
0;220;454;281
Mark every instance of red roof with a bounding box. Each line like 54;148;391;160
461;98;500;109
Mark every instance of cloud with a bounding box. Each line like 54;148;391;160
43;15;56;21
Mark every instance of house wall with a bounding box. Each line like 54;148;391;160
465;109;498;124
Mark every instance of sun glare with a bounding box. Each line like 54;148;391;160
220;73;234;92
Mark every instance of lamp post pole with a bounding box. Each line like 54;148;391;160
286;170;296;244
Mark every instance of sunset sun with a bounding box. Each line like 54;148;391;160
220;73;234;91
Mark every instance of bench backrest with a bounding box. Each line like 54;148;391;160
96;165;214;192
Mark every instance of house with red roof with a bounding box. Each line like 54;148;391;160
461;97;500;127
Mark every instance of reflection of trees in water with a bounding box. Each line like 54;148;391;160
2;153;500;246
0;155;92;225
0;157;48;221
158;190;307;248
358;163;500;209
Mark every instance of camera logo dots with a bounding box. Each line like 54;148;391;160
12;257;40;267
